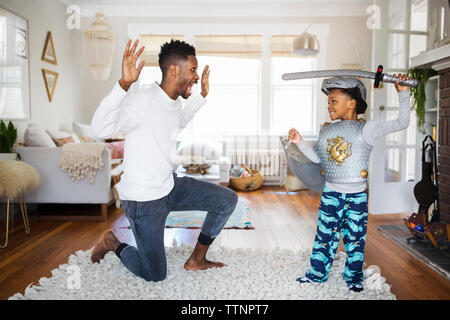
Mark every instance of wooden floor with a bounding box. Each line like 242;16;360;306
0;186;449;300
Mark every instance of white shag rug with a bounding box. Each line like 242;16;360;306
9;241;396;300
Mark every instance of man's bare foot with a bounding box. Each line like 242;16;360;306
183;241;226;271
91;230;121;263
184;257;226;271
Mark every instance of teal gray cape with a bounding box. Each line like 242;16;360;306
280;136;325;191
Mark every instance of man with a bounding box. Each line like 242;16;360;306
90;39;238;282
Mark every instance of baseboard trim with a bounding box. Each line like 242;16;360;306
35;199;116;222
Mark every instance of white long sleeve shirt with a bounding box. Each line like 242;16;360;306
91;81;206;201
296;90;411;193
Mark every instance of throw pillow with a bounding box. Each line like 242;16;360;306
73;121;97;141
73;121;125;142
105;141;124;159
77;135;95;143
47;130;81;144
24;123;57;147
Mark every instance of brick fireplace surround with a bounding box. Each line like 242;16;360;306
438;67;450;224
411;44;450;224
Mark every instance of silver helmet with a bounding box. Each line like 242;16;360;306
321;77;367;102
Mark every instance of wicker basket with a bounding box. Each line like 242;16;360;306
230;169;264;191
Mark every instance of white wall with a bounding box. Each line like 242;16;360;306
0;0;82;142
79;15;372;133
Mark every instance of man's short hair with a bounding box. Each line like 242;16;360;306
158;40;196;74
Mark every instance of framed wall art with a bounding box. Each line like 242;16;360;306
41;31;57;65
42;68;58;102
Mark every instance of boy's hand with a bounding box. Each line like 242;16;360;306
393;73;410;92
119;39;145;92
288;128;302;144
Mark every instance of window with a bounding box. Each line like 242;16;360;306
410;0;428;32
139;34;184;67
139;56;260;136
139;65;160;89
0;13;28;119
388;0;408;30
388;33;407;69
191;55;260;135
138;34;318;136
139;56;261;136
271;57;315;135
192;35;261;135
140;34;262;135
0;17;5;63
138;34;184;89
382;0;428;182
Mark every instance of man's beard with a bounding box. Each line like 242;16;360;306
181;81;194;99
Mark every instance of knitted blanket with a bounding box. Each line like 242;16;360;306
58;143;105;183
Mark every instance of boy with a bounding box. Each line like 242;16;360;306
288;74;410;292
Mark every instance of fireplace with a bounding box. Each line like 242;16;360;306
411;43;450;224
438;66;450;224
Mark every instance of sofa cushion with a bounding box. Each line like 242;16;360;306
105;141;124;159
52;136;75;147
47;130;81;144
24;123;56;147
77;135;95;143
73;121;125;142
73;121;97;141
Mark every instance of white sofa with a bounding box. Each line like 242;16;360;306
13;146;114;221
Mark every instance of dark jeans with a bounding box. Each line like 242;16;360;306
117;173;238;282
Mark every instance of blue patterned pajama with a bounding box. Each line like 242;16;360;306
304;186;368;286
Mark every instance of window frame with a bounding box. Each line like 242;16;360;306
131;24;330;137
270;56;317;136
375;0;428;182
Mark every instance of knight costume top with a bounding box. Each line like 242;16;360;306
313;119;372;184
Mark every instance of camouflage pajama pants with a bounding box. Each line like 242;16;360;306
304;186;368;286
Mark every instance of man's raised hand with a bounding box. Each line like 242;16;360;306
119;39;145;92
201;65;210;98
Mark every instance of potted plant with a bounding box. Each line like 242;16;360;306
407;68;437;132
0;120;18;160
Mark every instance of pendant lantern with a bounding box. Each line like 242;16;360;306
84;13;116;81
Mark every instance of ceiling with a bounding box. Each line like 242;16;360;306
67;0;372;4
61;0;373;17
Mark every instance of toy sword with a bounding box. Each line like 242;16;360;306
282;65;419;88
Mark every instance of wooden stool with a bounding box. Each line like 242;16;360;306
0;160;40;248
